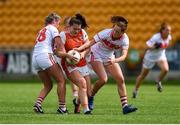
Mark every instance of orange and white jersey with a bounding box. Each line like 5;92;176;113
91;29;129;59
145;33;172;61
33;24;60;56
60;29;88;67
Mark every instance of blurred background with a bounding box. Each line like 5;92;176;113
0;0;180;81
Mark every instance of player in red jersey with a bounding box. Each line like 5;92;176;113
63;16;80;103
58;14;92;114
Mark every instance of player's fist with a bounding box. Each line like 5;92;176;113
154;42;162;49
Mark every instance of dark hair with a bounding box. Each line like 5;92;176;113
159;22;169;33
111;16;128;32
69;13;88;29
45;12;61;26
111;16;128;25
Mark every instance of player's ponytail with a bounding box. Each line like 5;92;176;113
69;13;88;29
75;13;88;29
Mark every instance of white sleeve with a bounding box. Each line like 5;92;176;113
122;35;129;49
93;29;109;42
49;25;60;38
82;29;89;42
146;34;157;47
169;35;172;41
59;32;66;44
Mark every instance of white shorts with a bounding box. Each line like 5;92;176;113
77;65;90;76
32;53;57;71
61;60;90;77
87;51;115;65
143;56;167;69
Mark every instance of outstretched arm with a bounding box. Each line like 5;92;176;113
75;38;96;52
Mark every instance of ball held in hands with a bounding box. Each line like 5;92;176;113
66;50;81;65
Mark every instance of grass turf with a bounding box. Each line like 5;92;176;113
0;80;179;123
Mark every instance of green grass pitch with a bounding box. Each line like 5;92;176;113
0;79;179;124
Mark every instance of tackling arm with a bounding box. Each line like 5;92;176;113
75;38;96;52
115;49;128;62
53;37;71;58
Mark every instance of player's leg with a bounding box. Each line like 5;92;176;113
69;70;91;114
132;67;150;98
106;63;137;114
88;61;108;110
34;70;53;113
84;75;92;98
155;59;169;92
84;75;93;110
70;81;79;100
73;66;93;113
72;75;91;114
132;58;154;98
90;61;108;96
70;81;80;114
47;63;67;114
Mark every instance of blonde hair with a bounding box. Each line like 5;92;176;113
45;12;61;26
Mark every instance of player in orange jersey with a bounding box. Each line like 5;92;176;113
59;14;92;114
62;16;79;103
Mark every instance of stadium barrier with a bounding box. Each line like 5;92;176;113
0;47;180;81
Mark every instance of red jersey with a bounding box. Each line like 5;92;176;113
60;29;88;67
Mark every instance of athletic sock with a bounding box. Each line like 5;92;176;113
35;97;44;107
73;90;78;99
82;103;89;113
59;102;66;111
121;96;128;108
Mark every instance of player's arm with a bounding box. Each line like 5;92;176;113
146;42;162;50
152;36;171;49
146;35;162;49
115;49;128;62
80;48;90;59
106;49;128;65
79;36;91;59
53;37;74;59
75;38;96;52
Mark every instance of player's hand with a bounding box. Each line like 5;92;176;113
154;42;162;49
66;54;79;63
73;48;80;52
105;58;116;65
80;52;85;59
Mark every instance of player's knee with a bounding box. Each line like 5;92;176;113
57;77;66;84
117;77;125;85
57;80;66;89
99;76;108;84
162;68;169;73
78;78;87;90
